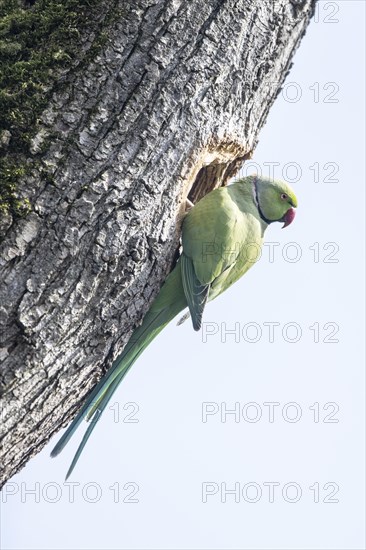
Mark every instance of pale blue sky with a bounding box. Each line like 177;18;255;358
1;2;365;549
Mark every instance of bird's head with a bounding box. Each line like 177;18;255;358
252;175;298;228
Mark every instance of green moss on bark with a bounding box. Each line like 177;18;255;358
0;0;112;219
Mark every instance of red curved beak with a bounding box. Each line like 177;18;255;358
282;207;296;228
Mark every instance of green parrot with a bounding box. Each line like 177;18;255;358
51;175;297;477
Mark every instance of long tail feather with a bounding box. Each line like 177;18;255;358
65;409;102;480
51;278;186;476
51;310;165;459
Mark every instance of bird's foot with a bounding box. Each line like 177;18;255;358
185;198;194;211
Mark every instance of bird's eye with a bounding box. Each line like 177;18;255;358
281;193;288;201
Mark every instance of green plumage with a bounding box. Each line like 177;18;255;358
51;175;298;478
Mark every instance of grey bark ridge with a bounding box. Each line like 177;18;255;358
0;0;317;487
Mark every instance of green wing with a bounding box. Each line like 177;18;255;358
181;186;251;328
180;253;209;330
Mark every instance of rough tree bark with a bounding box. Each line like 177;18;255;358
0;0;316;487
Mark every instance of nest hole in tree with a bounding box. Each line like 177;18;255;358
187;154;248;205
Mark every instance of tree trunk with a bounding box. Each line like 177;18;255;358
0;0;316;487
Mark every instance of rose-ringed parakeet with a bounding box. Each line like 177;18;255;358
51;175;297;478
